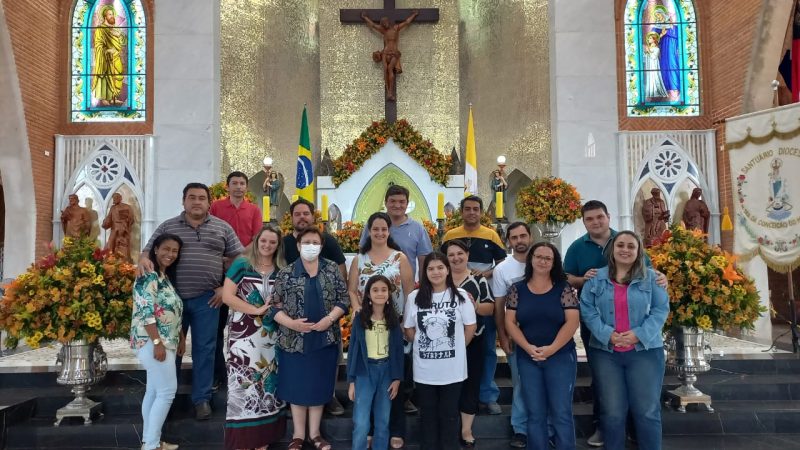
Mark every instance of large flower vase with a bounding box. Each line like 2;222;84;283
54;340;108;425
534;221;567;242
664;327;714;413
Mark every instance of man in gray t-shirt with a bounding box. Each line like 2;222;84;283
139;183;243;420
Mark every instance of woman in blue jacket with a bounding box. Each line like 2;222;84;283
348;275;405;450
580;231;669;450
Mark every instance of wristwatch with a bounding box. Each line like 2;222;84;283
152;338;162;346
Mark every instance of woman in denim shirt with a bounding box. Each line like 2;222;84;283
271;227;349;450
580;231;669;450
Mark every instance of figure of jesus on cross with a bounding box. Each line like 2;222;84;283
361;10;419;102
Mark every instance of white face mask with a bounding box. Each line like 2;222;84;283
299;243;322;262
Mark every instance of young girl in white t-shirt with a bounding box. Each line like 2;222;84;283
403;252;477;450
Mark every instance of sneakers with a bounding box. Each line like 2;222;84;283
404;399;418;414
194;401;211;421
509;433;527;448
326;395;345;416
485;401;502;415
587;429;604;447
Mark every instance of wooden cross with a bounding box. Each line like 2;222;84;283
340;1;439;124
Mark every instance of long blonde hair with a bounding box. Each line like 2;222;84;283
244;225;285;270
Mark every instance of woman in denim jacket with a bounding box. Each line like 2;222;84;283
580;231;669;450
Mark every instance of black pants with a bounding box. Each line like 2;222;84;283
459;333;485;415
416;382;462;450
214;304;228;384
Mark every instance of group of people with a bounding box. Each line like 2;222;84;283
129;172;670;450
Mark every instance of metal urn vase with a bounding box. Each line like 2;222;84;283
664;326;714;413
54;339;108;425
534;221;567;242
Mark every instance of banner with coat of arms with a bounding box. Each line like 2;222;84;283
726;104;800;272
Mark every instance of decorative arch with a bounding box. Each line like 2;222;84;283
69;0;147;122
623;0;700;116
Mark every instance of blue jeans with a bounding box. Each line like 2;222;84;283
517;349;576;450
589;347;665;450
137;341;178;450
353;359;393;450
507;348;528;435
478;319;500;404
175;291;219;405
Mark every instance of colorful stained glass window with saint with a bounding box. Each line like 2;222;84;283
624;0;699;116
70;0;146;122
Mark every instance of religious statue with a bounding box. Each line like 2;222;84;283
491;170;508;197
92;5;126;106
767;158;792;220
61;194;91;239
642;187;670;247
262;164;284;219
682;188;710;235
102;193;135;260
361;10;419;101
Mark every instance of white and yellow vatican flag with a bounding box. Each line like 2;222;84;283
464;105;478;195
727;105;800;272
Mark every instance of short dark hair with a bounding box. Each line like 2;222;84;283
149;233;184;284
385;185;410;202
442;238;469;255
226;171;249;185
182;183;211;201
290;198;315;215
460;195;483;211
296;226;323;242
505;222;530;240
581;200;609;217
524;241;567;284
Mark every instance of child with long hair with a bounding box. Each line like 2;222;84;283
403;252;477;450
347;275;405;450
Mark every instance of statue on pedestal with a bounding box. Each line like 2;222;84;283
361;10;419;101
61;194;91;239
642;187;670;247
262;164;284;220
102;193;134;260
491;170;508;197
682;188;710;234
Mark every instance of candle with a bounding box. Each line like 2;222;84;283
321;195;329;221
495;191;504;219
291;194;299;203
262;196;270;222
437;193;445;220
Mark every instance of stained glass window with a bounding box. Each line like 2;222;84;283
624;0;699;116
70;0;146;122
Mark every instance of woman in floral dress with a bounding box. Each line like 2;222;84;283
221;225;286;450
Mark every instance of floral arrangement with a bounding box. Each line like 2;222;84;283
279;210;323;236
0;237;136;349
647;225;765;331
515;177;582;224
340;312;353;352
334;221;365;253
422;219;441;249
333;119;452;187
444;209;494;232
209;181;255;202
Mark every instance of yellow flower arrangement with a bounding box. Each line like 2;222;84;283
444;209;494;232
515;177;582;224
0;237;136;349
209;180;255;202
334;221;365;253
279;210;323;236
647;224;765;330
422;219;441;249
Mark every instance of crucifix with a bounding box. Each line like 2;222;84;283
340;1;439;124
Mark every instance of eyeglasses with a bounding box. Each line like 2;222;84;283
533;255;554;262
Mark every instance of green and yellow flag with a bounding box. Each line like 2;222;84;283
295;106;314;201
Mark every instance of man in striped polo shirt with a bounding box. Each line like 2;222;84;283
139;182;244;420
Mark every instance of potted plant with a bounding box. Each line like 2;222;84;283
515;177;582;240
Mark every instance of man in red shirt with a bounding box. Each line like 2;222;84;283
209;171;263;391
210;171;263;247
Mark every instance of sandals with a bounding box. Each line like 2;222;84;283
310;436;332;450
288;438;304;450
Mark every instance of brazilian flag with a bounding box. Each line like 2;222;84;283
295;106;314;200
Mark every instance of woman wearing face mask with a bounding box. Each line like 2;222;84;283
580;231;669;450
271;227;349;450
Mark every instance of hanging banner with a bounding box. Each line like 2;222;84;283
726;104;800;272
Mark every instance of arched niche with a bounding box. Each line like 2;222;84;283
352;164;431;224
505;169;533;222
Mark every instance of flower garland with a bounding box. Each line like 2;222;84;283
0;237;136;349
333;119;452;187
516;177;582;224
647;225;765;331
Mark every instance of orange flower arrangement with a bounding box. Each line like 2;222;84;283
647;224;765;330
334;221;365;253
0;237;136;349
340;313;353;351
515;177;582;224
279;210;323;236
444;209;494;232
422;219;441;249
209;180;255;203
333;119;452;186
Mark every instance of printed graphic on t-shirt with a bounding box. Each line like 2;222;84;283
417;303;457;359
